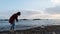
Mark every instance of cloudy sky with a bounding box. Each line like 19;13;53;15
0;0;60;19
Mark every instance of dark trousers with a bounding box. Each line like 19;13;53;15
10;23;15;30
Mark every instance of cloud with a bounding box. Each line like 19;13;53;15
25;14;48;19
51;0;60;5
21;9;47;15
25;13;60;19
0;10;21;19
0;9;60;19
19;10;49;19
21;9;60;19
45;6;60;14
50;14;60;19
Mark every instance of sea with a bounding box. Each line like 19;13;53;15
0;19;60;31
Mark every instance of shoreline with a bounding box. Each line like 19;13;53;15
0;25;60;34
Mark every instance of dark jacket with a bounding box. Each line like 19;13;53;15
9;13;18;24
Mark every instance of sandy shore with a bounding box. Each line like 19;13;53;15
0;25;60;34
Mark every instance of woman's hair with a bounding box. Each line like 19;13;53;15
17;12;21;15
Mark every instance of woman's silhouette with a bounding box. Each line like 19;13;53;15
9;12;21;32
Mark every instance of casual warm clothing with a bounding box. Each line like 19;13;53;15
10;23;15;30
9;13;18;30
9;14;18;24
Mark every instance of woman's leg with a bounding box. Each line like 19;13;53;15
10;23;15;30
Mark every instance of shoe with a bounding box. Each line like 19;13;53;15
9;30;15;32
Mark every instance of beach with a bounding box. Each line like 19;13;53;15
0;19;60;34
0;0;60;34
0;25;60;34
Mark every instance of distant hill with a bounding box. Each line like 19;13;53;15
0;19;42;21
33;19;41;20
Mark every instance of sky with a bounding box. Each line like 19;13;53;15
0;0;60;19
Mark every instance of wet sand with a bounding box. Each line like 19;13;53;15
0;25;60;34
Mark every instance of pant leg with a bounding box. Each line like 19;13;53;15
10;23;15;30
